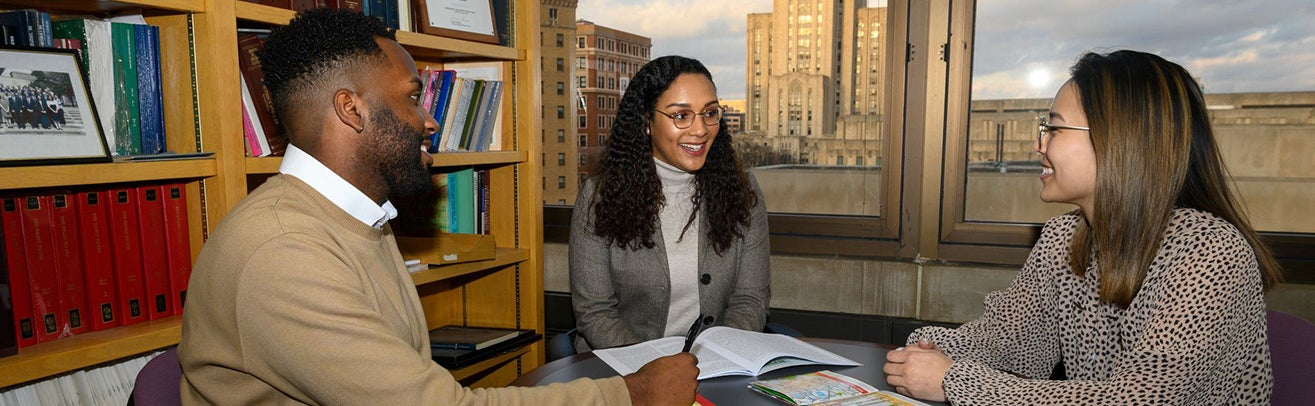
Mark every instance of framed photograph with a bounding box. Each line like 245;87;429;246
415;0;499;45
0;45;111;167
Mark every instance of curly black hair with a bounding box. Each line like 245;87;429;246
258;8;396;123
590;55;757;254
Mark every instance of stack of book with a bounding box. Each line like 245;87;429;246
1;182;193;352
417;67;505;154
428;325;538;369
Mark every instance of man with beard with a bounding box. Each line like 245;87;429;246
178;8;696;406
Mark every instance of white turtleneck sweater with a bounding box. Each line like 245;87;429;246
655;157;702;337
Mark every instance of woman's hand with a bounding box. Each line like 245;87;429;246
883;340;952;402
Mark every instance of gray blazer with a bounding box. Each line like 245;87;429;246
569;175;770;352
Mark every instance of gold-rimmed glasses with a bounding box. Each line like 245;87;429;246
1037;115;1090;146
654;107;723;129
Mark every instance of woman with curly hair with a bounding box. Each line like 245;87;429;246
570;55;770;351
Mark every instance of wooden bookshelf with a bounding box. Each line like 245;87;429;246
0;159;216;189
1;0;546;391
0;316;182;389
244;150;528;175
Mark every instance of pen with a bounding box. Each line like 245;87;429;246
682;315;705;352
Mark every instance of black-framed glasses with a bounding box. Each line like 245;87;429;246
654;107;723;129
1037;115;1090;146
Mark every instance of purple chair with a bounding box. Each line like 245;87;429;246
1268;309;1315;406
129;348;182;406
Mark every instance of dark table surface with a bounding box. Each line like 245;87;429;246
512;337;948;405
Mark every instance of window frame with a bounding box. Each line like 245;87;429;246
932;0;1315;281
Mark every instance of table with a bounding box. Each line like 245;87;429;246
512;337;948;405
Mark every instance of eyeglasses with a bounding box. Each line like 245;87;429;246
654;107;723;129
1037;115;1090;146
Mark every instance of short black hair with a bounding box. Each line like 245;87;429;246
258;8;396;118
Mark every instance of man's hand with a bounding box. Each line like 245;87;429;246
883;341;952;402
623;353;699;406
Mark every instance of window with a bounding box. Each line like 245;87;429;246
556;58;564;72
577;57;586;69
557;129;565;143
578;37;585;48
579;135;587;147
558;176;566;189
935;0;1315;275
598;116;606;128
556;82;564;95
558;153;566;166
556;33;564;47
578;76;586;88
597;77;605;88
556;106;565;119
578;116;586;128
548;8;558;20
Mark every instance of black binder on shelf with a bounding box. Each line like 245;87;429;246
431;328;540;370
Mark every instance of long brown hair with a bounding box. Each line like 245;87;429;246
1067;50;1281;308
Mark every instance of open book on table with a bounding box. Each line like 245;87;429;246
593;326;860;380
750;370;929;406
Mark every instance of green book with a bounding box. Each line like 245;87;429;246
110;22;141;155
457;80;485;151
447;168;475;234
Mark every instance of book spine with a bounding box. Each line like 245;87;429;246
107;187;146;325
20;195;65;343
135;24;165;155
452;169;475;234
110;22;141;156
160;183;192;314
1;197;38;347
458;80;486;151
50;193;90;336
236;34;286;156
134;185;172;320
75;190;120;331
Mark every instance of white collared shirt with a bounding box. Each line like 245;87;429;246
279;144;398;228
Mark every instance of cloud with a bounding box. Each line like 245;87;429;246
574;0;1315;99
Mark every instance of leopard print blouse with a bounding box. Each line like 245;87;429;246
909;208;1271;405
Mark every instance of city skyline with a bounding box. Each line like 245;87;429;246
576;0;1313;100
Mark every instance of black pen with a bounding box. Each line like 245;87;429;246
682;315;705;352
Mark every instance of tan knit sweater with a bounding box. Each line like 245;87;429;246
179;175;629;405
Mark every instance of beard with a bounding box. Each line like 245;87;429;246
364;104;431;197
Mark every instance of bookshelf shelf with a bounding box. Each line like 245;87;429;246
0;316;182;389
233;2;519;61
410;248;529;286
244;150;528;174
0;159;217;189
0;0;202;15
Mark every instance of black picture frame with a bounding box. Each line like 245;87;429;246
0;45;111;167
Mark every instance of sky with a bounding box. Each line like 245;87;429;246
576;0;1315;101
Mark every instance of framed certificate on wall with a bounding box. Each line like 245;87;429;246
415;0;499;45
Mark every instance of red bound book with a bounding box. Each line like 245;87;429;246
107;187;146;326
76;190;120;331
1;197;37;347
135;185;172;320
50;193;90;335
161;183;192;314
20;195;65;343
236;33;286;156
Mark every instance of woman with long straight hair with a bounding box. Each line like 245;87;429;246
884;49;1282;404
